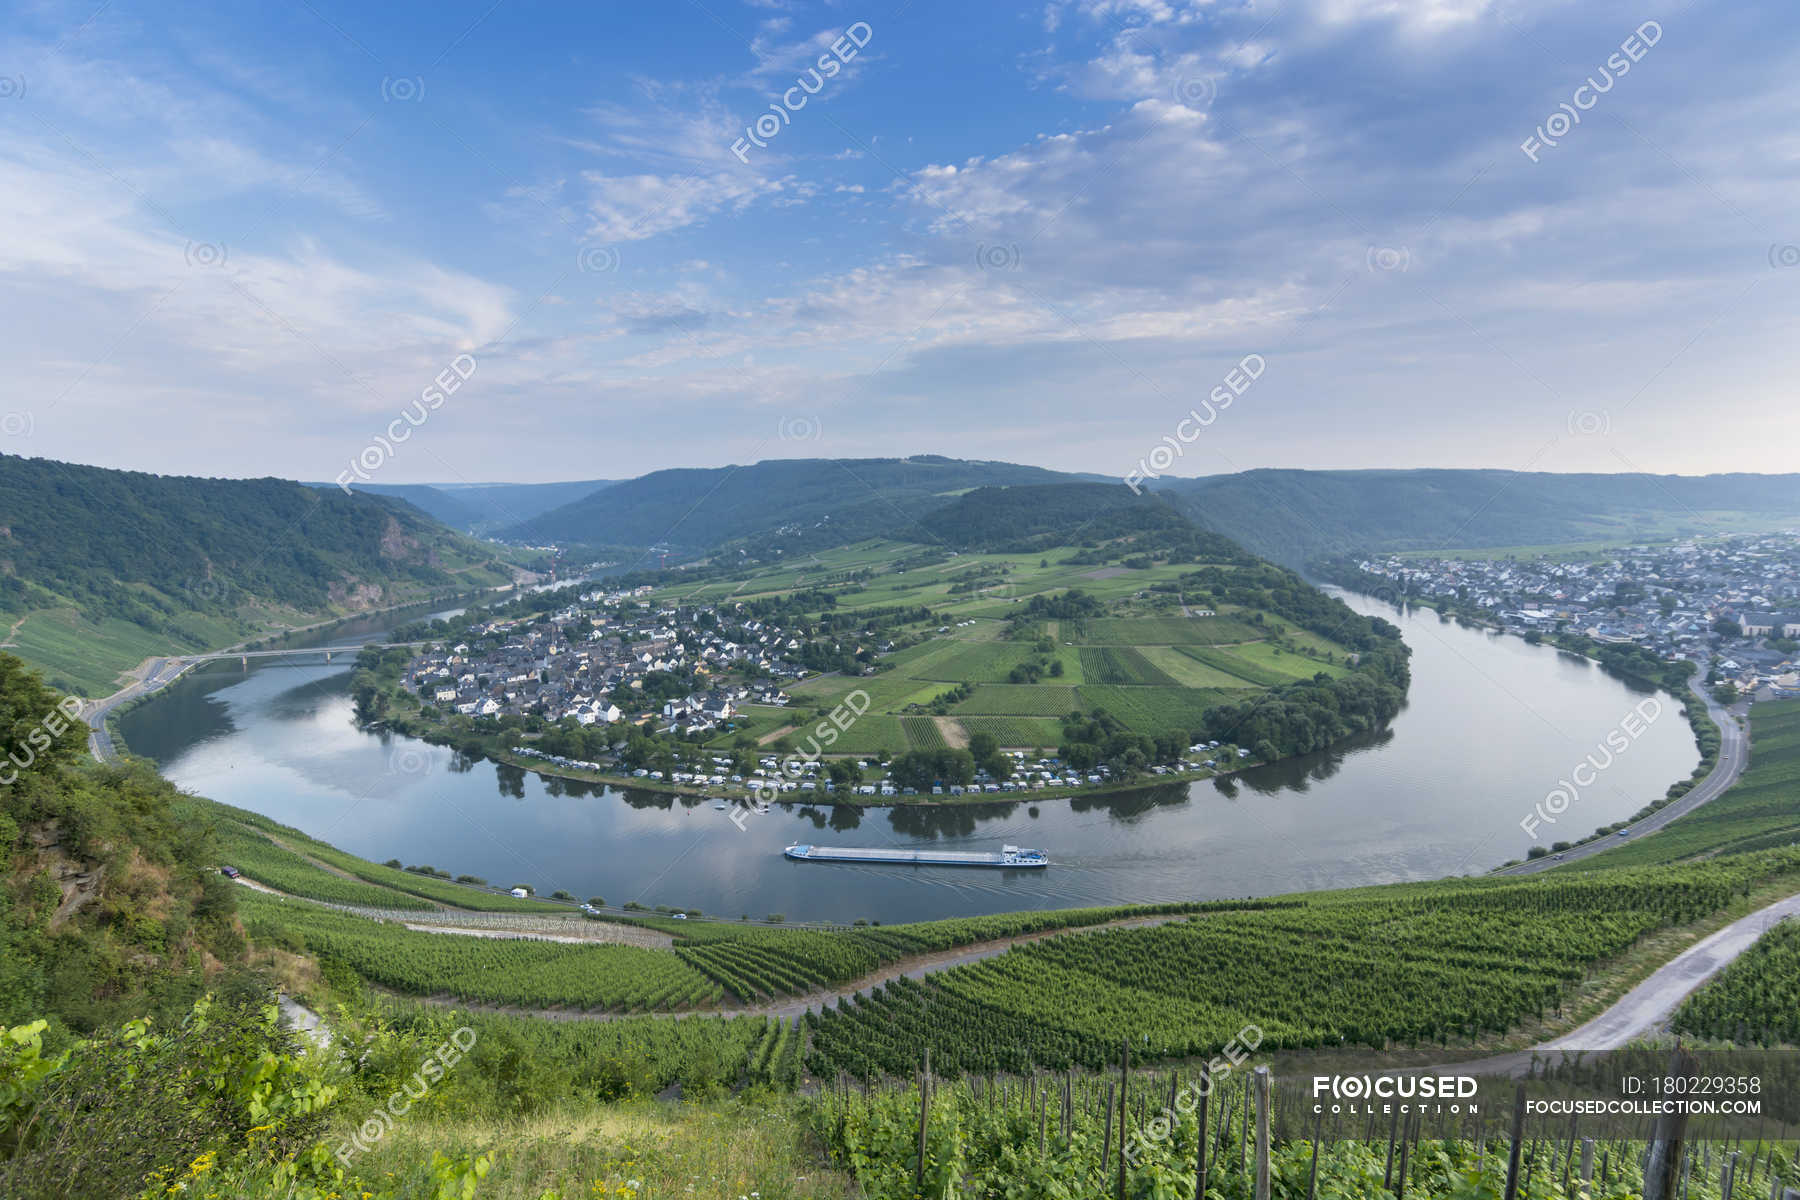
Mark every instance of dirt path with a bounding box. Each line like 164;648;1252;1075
933;716;969;749
756;724;800;746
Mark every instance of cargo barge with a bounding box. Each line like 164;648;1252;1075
783;843;1050;868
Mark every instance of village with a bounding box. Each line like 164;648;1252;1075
400;584;802;732
1350;530;1800;699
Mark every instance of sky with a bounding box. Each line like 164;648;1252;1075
1;0;1797;487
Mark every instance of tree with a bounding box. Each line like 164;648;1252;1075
967;731;999;762
1713;618;1743;639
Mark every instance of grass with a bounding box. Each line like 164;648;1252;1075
1077;616;1266;645
818;713;913;755
4;607;242;696
209;822;436;910
910;642;1044;683
192;797;573;912
1076;684;1256;734
302;1098;853;1200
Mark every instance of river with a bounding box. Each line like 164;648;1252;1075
118;591;1698;923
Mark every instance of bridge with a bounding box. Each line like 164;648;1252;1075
83;640;429;763
173;640;429;666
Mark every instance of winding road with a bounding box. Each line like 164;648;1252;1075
1441;891;1799;1076
1496;678;1749;875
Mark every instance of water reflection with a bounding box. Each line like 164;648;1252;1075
118;590;1702;923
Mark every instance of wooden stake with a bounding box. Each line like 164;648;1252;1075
1195;1066;1211;1200
1253;1067;1271;1200
1118;1039;1130;1200
1503;1081;1527;1200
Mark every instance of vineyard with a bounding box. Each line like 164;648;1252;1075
901;715;950;750
952;684;1083;715
238;890;724;1011
1175;643;1294;688
805;851;1800;1078
379;1001;788;1096
955;715;1065;748
807;1067;1795;1200
666;901;1232;1002
211;823;437;911
1079;646;1181;686
1673;916;1800;1046
1074;685;1249;734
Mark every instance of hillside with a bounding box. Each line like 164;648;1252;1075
503;456;1095;552
0;455;518;694
0;655;241;1035
917;482;1250;560
307;478;616;534
1162;469;1800;566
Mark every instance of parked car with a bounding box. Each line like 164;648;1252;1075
220;865;241;879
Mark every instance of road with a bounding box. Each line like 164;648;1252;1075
1496;677;1749;875
81;656;198;763
1437;890;1800;1076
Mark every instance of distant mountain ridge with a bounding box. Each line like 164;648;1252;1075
1161;469;1800;567
917;482;1251;561
1;455;516;692
504;456;1104;552
305;479;617;533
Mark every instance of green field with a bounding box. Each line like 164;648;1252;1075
954;715;1066;749
1076;645;1178;686
1075;684;1255;733
910;642;1045;683
900;715;948;750
642;538;1394;765
4;607;245;696
1077;616;1265;645
950;684;1082;715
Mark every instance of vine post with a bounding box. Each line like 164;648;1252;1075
1253;1066;1271;1200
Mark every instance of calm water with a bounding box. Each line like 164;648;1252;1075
120;593;1698;923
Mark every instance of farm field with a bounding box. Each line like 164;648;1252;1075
950;684;1082;715
1074;684;1255;733
729;539;1372;759
955;715;1066;749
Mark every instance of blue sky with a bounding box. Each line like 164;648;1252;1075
1;0;1796;485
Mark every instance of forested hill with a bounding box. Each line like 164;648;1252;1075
504;456;1096;551
916;483;1253;562
0;455;515;693
304;478;616;534
1162;469;1800;567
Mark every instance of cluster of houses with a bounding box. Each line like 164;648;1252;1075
401;587;798;731
1353;530;1800;697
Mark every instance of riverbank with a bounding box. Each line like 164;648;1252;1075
87;580;531;763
